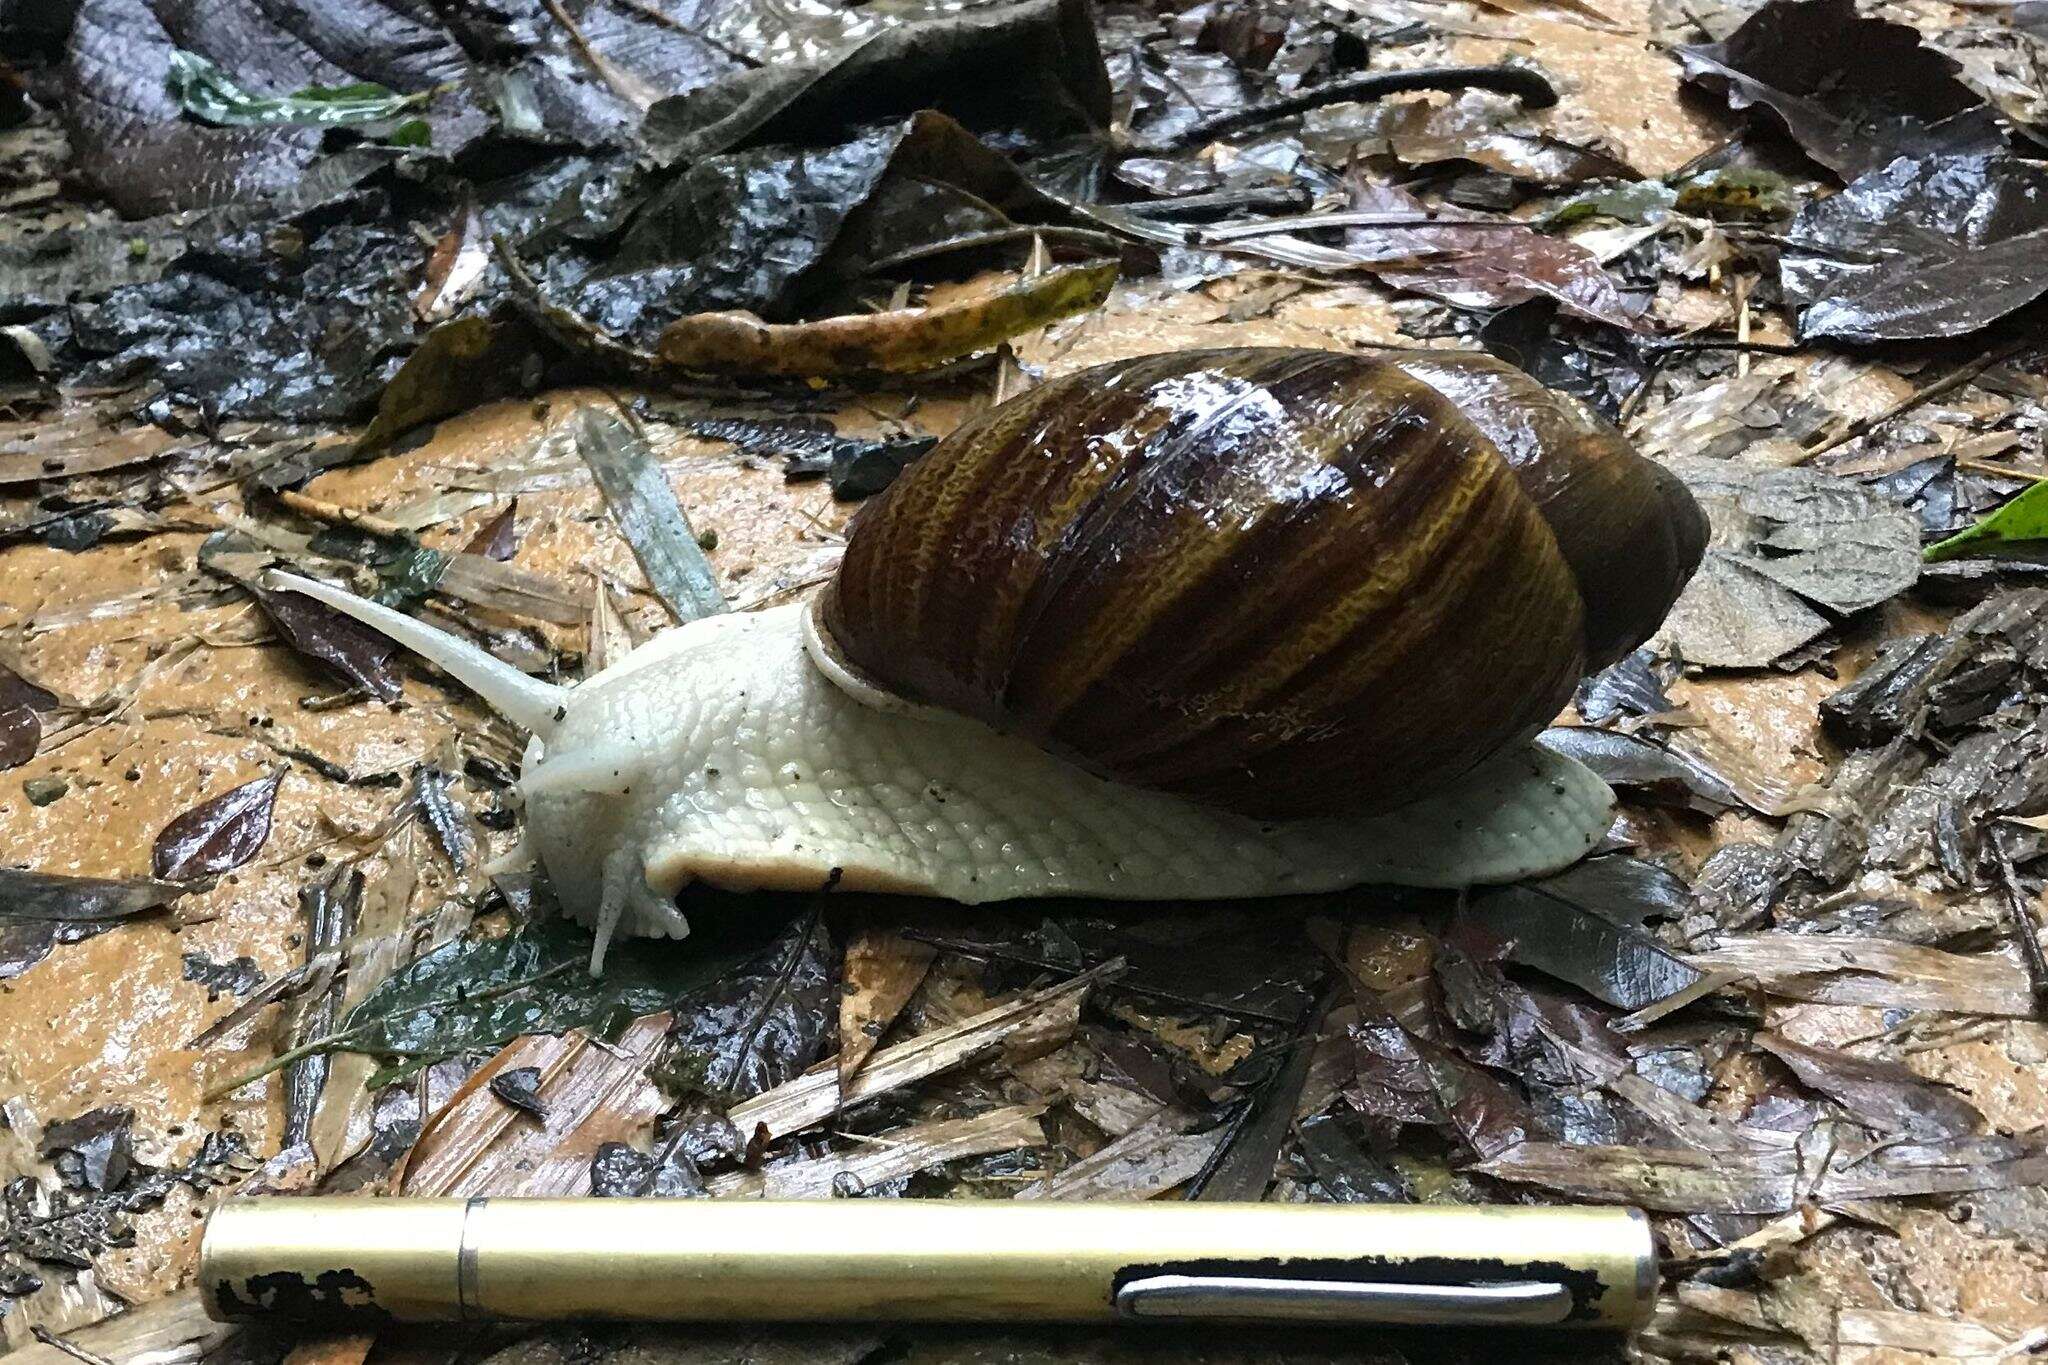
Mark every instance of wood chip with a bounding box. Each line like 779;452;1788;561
727;963;1118;1145
710;1104;1046;1198
1686;934;2035;1016
1014;1108;1222;1201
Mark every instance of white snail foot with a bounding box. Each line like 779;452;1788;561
523;604;1615;943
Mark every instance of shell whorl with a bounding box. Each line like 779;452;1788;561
818;347;1706;818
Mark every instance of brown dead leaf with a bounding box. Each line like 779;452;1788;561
655;261;1118;376
839;928;937;1091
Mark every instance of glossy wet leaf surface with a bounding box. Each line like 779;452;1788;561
149;771;283;882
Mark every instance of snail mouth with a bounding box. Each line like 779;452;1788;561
802;590;969;727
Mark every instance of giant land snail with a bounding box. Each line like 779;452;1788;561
279;347;1707;964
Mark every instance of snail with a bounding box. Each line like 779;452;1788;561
275;347;1706;963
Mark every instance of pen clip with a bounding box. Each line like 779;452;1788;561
1114;1274;1575;1326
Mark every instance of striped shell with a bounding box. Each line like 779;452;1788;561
817;347;1706;818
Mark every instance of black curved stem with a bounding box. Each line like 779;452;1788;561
1152;64;1559;152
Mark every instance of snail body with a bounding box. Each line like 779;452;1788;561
276;346;1704;960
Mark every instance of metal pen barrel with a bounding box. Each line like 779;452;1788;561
201;1197;1656;1330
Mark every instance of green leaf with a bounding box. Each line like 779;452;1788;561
166;50;426;130
1541;180;1677;230
342;918;771;1078
1924;480;2048;562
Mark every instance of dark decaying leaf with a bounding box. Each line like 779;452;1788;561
1781;154;2048;344
342;917;774;1071
1658;458;1922;667
1342;181;1643;330
643;0;1109;164
1574;649;1678;724
182;951;264;998
693;418;939;502
1538;726;1743;813
657;912;838;1106
151;770;283;882
41;1108;135;1192
0;705;35;770
1462;857;1704;1011
571;407;727;623
414;766;475;872
358;313;551;453
1822;590;2048;747
589;1139;706;1198
464;502;521;561
1379;92;1637;185
1753;1033;1981;1138
654;260;1117;377
1678;0;1998;181
247;582;403;702
1477;301;1650;422
488;1066;549;1121
1348;1007;1541;1160
1294;1112;1411;1202
0;659;57;767
0;867;188;922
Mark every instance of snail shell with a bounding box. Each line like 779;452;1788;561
817;347;1706;818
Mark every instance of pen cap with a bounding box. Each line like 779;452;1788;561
201;1197;1657;1330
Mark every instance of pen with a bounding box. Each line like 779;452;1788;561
201;1197;1656;1330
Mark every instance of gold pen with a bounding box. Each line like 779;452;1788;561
201;1197;1656;1330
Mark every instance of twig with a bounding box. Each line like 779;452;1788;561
899;929;1301;1026
1153;63;1557;150
30;1327;118;1365
1192;210;1522;244
1793;338;2029;465
274;488;410;540
864;225;1127;274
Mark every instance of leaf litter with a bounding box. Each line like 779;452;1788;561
8;0;2048;1359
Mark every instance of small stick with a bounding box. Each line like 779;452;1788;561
275;488;410;540
1155;64;1557;151
1793;338;2028;466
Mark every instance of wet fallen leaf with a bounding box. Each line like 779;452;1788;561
463;502;520;561
1781;154;2048;343
1343;182;1643;330
0;705;34;770
246;582;403;702
0;868;186;923
488;1067;548;1122
343;918;771;1078
150;770;283;882
838;926;938;1089
1463;858;1705;1012
1384;93;1636;185
655;260;1117;376
165;51;429;132
1657;459;1922;667
1678;0;1996;180
1538;726;1742;813
1752;1033;1981;1137
643;0;1109;164
656;913;837;1106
